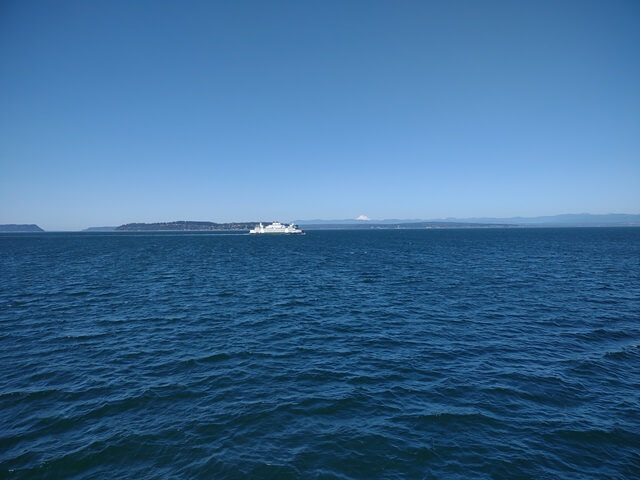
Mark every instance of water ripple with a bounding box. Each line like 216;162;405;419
1;229;639;479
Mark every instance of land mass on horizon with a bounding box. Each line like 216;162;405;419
115;221;262;231
78;213;640;232
5;214;638;232
295;213;640;227
0;224;44;232
111;220;510;231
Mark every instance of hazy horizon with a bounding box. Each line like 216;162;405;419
3;211;640;232
2;1;639;230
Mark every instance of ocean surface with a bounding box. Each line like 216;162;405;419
1;228;639;479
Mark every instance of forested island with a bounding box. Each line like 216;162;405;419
116;221;260;231
0;224;44;232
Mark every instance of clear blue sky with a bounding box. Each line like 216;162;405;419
1;0;639;230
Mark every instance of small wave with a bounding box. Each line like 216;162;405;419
549;427;640;446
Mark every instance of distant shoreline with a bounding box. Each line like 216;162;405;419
4;225;640;233
3;213;639;232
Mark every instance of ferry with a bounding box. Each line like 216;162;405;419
249;222;304;235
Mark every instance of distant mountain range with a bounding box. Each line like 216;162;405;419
435;213;640;226
20;213;640;232
0;224;44;232
296;213;640;227
301;221;511;230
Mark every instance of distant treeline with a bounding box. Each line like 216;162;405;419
0;224;44;232
116;221;260;231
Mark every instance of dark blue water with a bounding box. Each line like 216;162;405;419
1;228;639;479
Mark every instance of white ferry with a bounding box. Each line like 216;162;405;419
249;222;304;235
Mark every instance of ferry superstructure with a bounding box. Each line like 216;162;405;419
249;222;304;234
